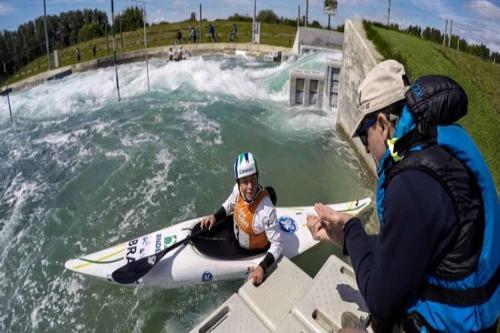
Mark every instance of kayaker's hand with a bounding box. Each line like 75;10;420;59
201;215;216;230
248;265;265;286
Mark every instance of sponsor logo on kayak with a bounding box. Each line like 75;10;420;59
164;235;177;247
155;234;162;254
126;239;138;263
201;271;213;283
278;216;297;233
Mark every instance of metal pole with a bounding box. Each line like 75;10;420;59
305;0;308;27
253;0;257;43
199;4;202;44
448;19;453;48
143;4;150;93
7;91;13;124
443;19;448;46
297;6;300;29
120;19;124;51
43;0;51;70
105;23;110;54
387;0;391;26
1;88;13;125
328;14;331;30
111;0;121;101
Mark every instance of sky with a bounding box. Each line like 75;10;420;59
0;0;499;53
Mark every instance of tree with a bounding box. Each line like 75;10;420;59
115;6;143;32
78;23;103;42
257;10;279;24
228;13;252;22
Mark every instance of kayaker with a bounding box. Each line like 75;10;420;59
201;152;283;286
307;60;499;332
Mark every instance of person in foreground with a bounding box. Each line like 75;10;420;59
201;152;283;286
307;60;499;332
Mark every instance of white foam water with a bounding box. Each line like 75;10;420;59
0;51;372;333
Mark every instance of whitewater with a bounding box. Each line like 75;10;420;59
0;52;373;332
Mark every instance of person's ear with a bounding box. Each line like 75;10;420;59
377;113;389;136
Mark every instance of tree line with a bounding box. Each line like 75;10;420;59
228;10;332;30
0;6;145;81
371;21;499;63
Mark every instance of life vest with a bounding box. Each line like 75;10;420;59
376;76;500;332
233;187;270;250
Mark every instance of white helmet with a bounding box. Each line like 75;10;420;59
234;152;258;180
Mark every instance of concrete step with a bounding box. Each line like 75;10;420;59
290;255;370;332
190;257;312;333
190;255;371;333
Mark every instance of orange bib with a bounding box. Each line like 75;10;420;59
233;189;269;250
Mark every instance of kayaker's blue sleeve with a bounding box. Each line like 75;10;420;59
343;170;458;322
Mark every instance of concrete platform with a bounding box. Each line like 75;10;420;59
190;255;371;333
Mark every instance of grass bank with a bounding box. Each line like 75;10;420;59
365;22;500;188
5;19;297;86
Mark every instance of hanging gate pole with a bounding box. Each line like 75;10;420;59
111;0;121;101
1;87;13;124
143;4;150;93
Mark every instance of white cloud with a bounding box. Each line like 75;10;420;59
0;2;15;16
467;0;500;20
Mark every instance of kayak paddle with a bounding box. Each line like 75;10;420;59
111;219;224;284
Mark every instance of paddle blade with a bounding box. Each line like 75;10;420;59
111;254;157;284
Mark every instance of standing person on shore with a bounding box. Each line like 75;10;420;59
75;47;81;62
307;60;499;332
208;23;216;42
201;152;283;286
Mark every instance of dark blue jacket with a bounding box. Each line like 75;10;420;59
344;169;457;323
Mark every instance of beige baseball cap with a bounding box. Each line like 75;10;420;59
351;60;409;138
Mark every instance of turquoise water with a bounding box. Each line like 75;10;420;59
0;52;374;332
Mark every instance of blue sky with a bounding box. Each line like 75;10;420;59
0;0;499;52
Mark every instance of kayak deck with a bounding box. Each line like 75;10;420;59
64;197;372;288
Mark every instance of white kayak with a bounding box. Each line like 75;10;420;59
65;197;371;289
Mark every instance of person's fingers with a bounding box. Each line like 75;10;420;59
307;217;324;240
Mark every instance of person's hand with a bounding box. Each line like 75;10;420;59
314;203;353;227
307;203;353;247
247;265;265;286
200;214;216;230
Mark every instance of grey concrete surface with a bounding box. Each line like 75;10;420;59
292;27;344;54
336;19;383;177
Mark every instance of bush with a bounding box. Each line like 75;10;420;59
78;22;103;42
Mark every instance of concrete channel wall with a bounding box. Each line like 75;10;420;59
4;43;290;93
336;20;383;177
292;27;343;54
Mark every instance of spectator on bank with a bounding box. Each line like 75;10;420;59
208;23;216;42
76;47;81;62
228;23;237;42
175;29;183;44
92;44;96;58
307;60;499;332
189;26;198;43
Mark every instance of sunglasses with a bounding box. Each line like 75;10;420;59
357;114;378;146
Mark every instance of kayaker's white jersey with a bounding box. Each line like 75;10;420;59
221;184;283;260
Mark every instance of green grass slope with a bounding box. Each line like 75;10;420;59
366;24;500;189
